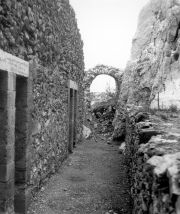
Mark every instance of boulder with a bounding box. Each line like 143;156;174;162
83;125;92;139
118;142;126;154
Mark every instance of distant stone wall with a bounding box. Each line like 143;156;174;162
124;105;180;214
0;0;84;211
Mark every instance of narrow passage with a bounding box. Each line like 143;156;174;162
28;138;131;214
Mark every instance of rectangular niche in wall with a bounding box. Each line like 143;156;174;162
68;80;78;153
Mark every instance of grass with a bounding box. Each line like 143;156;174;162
149;104;179;120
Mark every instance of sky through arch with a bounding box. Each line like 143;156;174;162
90;74;116;93
69;0;149;70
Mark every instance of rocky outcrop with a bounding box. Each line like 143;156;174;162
122;0;180;105
114;0;180;139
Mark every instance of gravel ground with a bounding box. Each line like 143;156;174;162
28;138;132;214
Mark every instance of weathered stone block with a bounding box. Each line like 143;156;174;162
0;71;16;92
0;161;14;182
7;73;16;92
0;109;15;130
0;180;14;200
0;197;14;214
0;145;14;164
0;91;16;109
139;128;162;144
125;109;180;214
0;127;15;146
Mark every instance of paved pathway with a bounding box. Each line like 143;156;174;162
28;138;131;214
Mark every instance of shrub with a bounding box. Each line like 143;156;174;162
169;104;178;113
105;85;116;100
159;113;168;121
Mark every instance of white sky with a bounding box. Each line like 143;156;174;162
69;0;149;91
90;74;116;92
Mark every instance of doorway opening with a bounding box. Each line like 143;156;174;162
68;80;78;153
14;75;28;213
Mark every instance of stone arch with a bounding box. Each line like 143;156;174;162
83;64;123;122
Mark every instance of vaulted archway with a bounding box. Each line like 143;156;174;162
83;64;123;122
84;65;123;93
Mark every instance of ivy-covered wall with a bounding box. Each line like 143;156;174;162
0;0;84;212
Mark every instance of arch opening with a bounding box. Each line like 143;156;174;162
90;74;117;137
90;74;117;107
83;65;123;141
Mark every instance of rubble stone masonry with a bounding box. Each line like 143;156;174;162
0;0;84;212
124;105;180;214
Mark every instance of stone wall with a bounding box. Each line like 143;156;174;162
0;0;84;212
124;105;180;214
